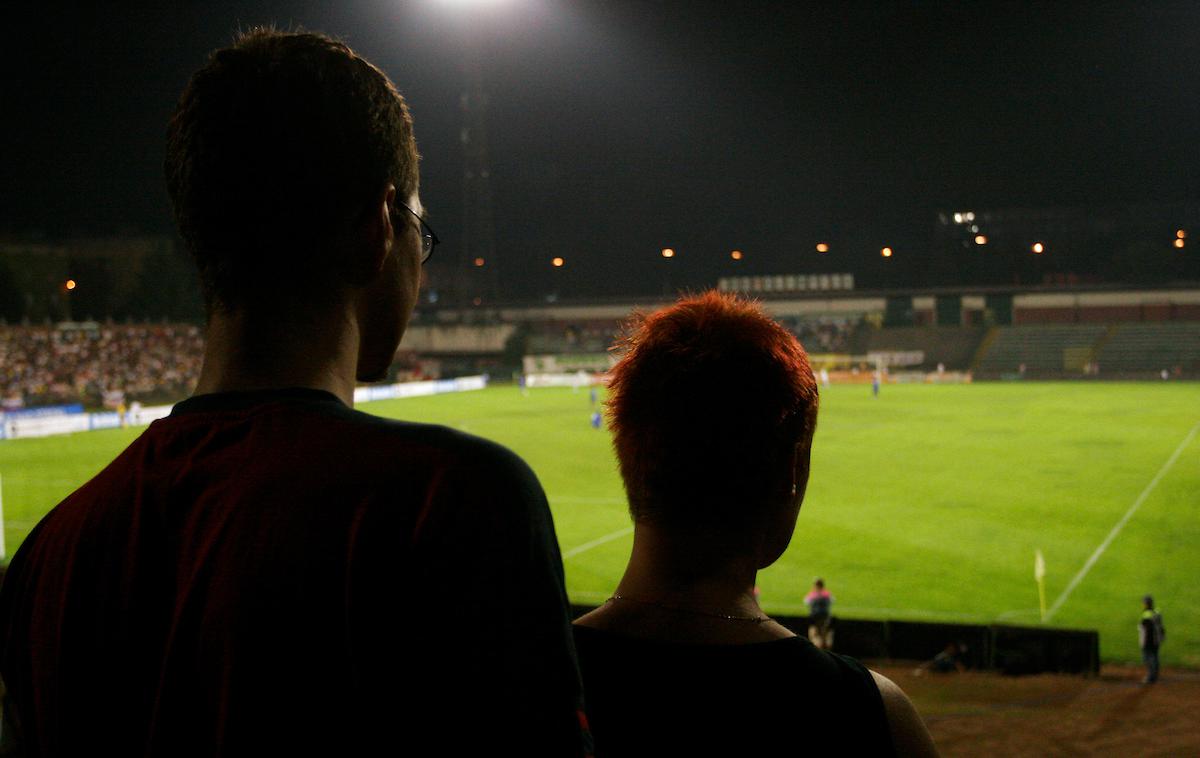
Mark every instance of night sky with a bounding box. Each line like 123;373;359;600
4;1;1199;299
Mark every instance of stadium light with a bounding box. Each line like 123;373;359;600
974;235;988;245
1032;242;1044;254
552;256;565;267
661;248;675;258
1174;238;1185;249
816;243;829;253
730;250;743;261
881;247;893;258
65;279;77;291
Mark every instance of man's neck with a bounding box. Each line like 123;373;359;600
193;305;360;406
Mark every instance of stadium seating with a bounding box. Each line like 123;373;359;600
862;326;987;371
974;324;1108;376
1093;322;1200;377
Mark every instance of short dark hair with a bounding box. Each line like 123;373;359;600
606;291;819;529
165;29;419;311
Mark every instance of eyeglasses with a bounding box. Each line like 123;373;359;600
397;203;440;263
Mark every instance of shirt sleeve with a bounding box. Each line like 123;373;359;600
383;438;589;756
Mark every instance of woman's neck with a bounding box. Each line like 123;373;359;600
576;523;795;644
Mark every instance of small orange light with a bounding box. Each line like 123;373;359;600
1176;229;1186;239
816;243;829;253
730;250;743;261
974;235;988;245
661;248;675;258
474;257;485;267
552;257;564;267
472;296;482;306
65;279;77;290
881;247;893;258
1032;242;1044;254
1174;238;1185;249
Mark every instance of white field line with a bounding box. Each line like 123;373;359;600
1046;421;1199;621
551;496;626;506
562;526;634;560
566;594;1012;624
765;604;996;624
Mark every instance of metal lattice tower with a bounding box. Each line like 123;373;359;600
458;44;499;307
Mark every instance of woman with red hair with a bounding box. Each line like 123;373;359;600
574;292;936;756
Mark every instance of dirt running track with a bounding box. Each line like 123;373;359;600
875;664;1200;756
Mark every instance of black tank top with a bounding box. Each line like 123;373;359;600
573;625;895;757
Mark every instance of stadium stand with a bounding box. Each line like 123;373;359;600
974;324;1108;377
1;323;203;409
1093;322;1200;377
862;326;987;371
3;293;1194;411
778;315;861;354
526;319;617;354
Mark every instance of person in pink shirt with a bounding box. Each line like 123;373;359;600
805;578;835;650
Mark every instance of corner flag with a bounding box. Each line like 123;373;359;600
0;473;6;560
1035;549;1046;621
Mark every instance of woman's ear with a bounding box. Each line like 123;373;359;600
791;439;812;504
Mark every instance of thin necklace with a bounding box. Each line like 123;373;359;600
607;592;770;624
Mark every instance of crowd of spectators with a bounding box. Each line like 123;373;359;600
0;314;862;411
0;323;204;410
781;316;860;354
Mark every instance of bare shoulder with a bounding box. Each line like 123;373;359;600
869;670;940;757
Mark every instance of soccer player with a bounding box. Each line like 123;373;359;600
0;30;587;756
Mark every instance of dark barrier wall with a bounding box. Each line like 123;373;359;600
569;605;1100;676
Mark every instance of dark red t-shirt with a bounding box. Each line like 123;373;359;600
0;388;587;756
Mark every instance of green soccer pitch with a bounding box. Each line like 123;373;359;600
1;382;1196;666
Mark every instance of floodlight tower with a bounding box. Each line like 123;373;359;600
458;25;499;307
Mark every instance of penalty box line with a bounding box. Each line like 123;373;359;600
1046;421;1199;622
562;526;633;560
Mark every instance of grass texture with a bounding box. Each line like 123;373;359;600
1;382;1196;665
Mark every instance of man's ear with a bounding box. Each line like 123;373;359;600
347;184;396;284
